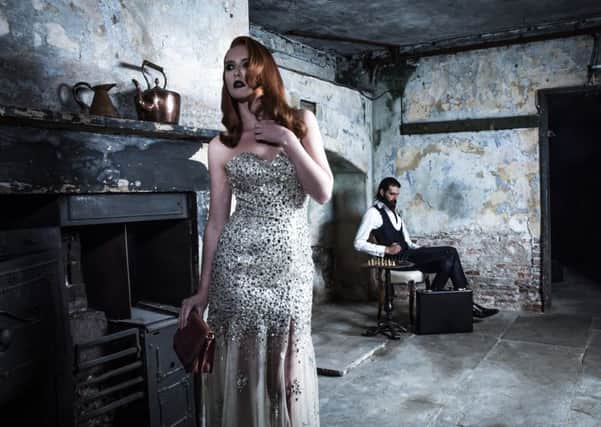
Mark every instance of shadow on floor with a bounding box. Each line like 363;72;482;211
314;268;601;426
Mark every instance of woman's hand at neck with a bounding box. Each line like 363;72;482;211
237;101;259;131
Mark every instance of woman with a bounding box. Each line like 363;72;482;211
178;36;333;426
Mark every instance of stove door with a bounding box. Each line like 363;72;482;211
146;320;197;427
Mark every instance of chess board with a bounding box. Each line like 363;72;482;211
362;257;414;268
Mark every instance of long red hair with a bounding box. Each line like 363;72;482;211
220;36;307;147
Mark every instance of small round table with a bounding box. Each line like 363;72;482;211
361;259;416;340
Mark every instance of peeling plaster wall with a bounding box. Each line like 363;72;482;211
404;36;591;121
378;36;593;310
398;130;541;308
0;0;248;129
282;69;372;175
373;90;403;191
251;24;338;82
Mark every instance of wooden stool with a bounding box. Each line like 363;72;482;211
386;269;430;326
363;258;426;339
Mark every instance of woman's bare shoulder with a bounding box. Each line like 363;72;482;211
297;108;318;128
208;135;230;159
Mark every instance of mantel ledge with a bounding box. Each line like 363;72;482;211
0;104;220;142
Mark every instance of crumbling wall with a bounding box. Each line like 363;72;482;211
378;36;593;310
0;0;248;128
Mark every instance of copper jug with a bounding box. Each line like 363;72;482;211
132;60;181;125
72;82;120;118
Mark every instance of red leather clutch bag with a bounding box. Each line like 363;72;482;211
173;310;215;373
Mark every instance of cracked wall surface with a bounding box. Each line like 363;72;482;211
0;0;248;128
376;36;593;310
403;36;592;121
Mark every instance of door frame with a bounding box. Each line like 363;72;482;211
536;85;601;311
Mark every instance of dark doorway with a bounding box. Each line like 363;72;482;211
539;86;601;309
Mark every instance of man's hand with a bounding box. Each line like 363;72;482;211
385;243;402;255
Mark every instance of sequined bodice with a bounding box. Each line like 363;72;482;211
209;150;314;337
225;151;308;219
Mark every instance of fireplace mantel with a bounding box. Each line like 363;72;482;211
0;105;219;141
0;105;219;194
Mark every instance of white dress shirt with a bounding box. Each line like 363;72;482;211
353;200;420;257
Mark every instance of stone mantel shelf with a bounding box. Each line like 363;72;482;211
0;104;220;142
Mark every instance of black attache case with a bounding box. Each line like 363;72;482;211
415;289;473;334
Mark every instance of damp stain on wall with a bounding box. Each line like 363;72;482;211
395;144;442;174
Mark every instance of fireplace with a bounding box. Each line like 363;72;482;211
0;106;216;427
1;192;200;427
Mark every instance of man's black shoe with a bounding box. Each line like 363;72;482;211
472;303;499;318
472;306;485;318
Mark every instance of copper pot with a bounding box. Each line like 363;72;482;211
132;60;181;125
72;82;120;118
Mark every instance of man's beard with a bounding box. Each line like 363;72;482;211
377;194;396;211
383;199;396;211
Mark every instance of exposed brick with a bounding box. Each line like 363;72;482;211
411;231;542;311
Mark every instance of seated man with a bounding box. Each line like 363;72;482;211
354;177;498;319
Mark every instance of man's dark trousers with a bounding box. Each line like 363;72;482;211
399;246;468;291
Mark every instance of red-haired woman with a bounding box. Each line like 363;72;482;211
178;36;332;426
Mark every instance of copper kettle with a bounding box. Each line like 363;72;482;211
132;60;181;125
72;82;120;118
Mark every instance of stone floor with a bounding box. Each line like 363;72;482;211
313;269;601;427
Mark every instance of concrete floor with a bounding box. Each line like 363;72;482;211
313;269;601;427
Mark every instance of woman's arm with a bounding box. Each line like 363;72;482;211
178;136;232;329
254;110;333;204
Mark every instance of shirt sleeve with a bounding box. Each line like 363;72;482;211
401;217;420;249
353;207;386;257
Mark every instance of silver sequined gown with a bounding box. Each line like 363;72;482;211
205;151;320;427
